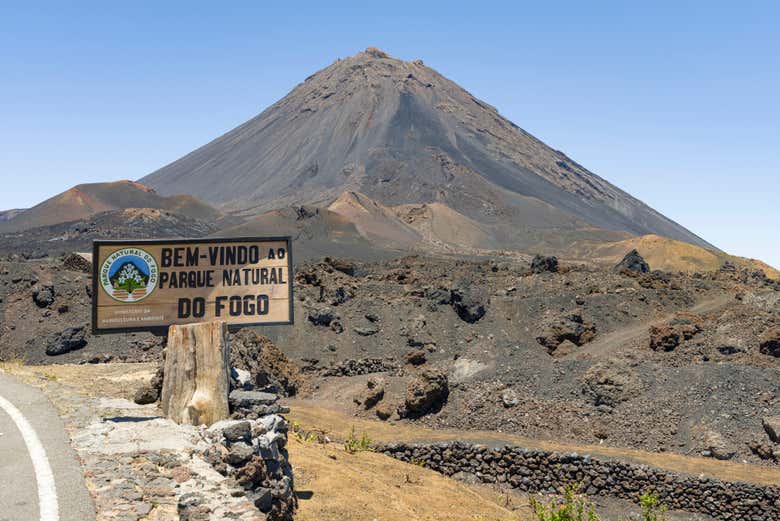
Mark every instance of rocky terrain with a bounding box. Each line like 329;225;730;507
270;253;780;468
3;249;779;473
1;242;778;519
0;253;165;364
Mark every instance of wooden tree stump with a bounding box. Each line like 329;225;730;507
161;320;231;426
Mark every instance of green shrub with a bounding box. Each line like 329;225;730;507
529;485;669;521
529;484;599;521
344;426;372;453
633;492;668;521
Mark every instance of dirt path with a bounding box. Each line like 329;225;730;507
573;293;734;361
287;400;780;488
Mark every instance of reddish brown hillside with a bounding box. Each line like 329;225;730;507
0;180;221;232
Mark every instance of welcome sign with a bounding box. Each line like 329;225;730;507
92;237;293;333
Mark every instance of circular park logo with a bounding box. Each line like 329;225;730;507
100;248;159;303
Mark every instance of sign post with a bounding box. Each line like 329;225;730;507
92;237;293;334
92;237;294;425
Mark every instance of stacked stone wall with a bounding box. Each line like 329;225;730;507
380;442;780;520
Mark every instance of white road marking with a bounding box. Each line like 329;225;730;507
0;393;59;521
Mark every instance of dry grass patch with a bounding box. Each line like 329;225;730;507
289;437;529;521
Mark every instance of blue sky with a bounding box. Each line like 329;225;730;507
1;2;778;267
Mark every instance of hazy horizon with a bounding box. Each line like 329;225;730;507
1;2;778;267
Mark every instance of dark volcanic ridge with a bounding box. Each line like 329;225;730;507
142;47;714;252
0;208;220;257
3;184;775;275
0;180;222;233
0;208;25;222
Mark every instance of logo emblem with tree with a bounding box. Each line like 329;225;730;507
99;249;158;303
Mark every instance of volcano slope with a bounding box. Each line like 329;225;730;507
142;47;712;252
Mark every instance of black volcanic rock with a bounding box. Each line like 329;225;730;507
403;370;449;417
142;48;714;252
32;285;55;308
536;311;597;353
614;249;650;274
531;254;559;274
46;326;87;356
450;280;486;323
759;327;780;357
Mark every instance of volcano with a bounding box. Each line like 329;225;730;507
141;47;712;252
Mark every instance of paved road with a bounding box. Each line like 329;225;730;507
0;372;95;521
